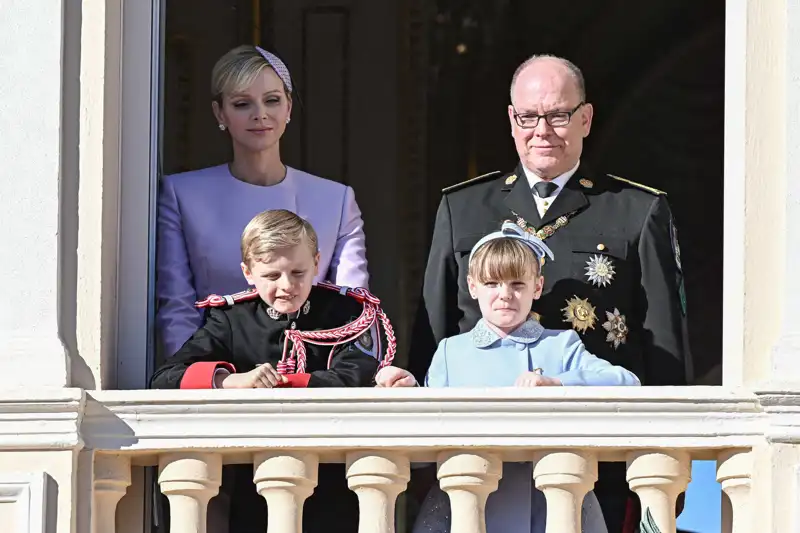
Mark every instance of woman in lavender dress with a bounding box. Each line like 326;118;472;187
157;45;369;359
155;45;371;532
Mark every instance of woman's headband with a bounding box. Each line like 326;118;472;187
255;46;293;93
470;221;555;265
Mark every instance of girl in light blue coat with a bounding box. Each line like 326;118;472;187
414;222;640;533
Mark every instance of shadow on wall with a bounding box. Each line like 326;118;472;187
59;0;96;390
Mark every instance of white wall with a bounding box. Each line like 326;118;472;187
771;0;800;379
0;0;69;387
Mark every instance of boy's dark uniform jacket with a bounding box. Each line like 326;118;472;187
412;162;692;386
150;284;380;390
150;285;380;533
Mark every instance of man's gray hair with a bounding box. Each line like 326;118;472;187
509;54;586;103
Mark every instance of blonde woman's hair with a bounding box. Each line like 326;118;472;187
241;210;318;265
211;45;291;102
468;238;541;283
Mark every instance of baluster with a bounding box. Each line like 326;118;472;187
158;452;222;533
532;450;597;533
93;454;131;533
717;449;752;533
437;451;501;533
627;451;691;533
346;452;410;533
253;452;318;533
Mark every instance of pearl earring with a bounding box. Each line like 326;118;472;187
218;124;226;131
286;117;291;124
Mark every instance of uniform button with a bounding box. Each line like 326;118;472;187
290;322;297;330
516;343;526;351
597;243;606;251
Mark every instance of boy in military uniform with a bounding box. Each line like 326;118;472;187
151;209;414;532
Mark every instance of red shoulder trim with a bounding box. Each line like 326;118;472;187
195;288;260;308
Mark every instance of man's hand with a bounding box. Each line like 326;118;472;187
375;366;418;387
220;363;288;389
514;371;562;387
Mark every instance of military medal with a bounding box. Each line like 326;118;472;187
585;254;616;287
579;178;593;189
562;296;597;333
602;308;628;349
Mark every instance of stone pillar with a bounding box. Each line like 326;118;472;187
74;0;124;390
93;454;131;533
437;451;501;533
346;452;410;533
532;451;598;533
725;0;800;389
158;453;222;533
627;451;691;533
716;449;752;533
253;452;319;533
766;0;800;387
726;3;800;531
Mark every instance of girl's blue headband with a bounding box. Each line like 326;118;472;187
469;221;555;265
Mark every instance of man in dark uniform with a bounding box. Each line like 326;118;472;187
411;55;691;532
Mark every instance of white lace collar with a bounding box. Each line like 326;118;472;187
470;318;545;348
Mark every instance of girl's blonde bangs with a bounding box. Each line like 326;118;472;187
468;239;539;282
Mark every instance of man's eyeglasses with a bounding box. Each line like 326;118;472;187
512;102;586;129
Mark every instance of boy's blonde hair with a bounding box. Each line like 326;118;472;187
241;210;318;265
468;238;541;283
211;45;291;102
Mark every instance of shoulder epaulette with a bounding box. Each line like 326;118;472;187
442;170;503;194
317;280;349;295
317;280;381;305
195;288;259;308
607;174;666;195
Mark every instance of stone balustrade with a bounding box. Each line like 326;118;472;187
91;448;752;533
38;387;789;532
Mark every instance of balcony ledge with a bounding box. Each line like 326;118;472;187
6;387;800;460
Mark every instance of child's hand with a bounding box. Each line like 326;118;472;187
220;363;288;389
375;366;418;387
515;372;562;387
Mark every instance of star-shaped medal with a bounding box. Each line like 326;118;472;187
602;308;628;349
561;296;597;333
585;254;616;287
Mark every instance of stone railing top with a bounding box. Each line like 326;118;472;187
5;386;800;461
